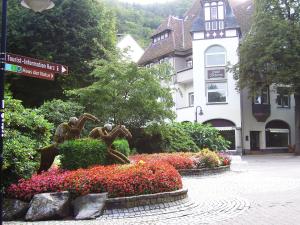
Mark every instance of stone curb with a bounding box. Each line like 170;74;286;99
178;165;230;176
105;188;188;209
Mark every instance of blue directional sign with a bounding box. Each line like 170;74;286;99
5;63;22;73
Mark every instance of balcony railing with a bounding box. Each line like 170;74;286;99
252;104;271;122
175;67;193;84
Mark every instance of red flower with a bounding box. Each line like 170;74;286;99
6;161;182;201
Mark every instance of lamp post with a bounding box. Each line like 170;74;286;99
0;1;54;224
21;0;55;12
195;106;203;123
0;1;8;223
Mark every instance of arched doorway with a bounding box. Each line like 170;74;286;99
204;119;236;150
265;120;290;148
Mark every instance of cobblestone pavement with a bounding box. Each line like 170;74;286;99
5;154;300;225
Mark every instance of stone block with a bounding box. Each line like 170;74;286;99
3;198;30;221
25;192;70;221
72;193;108;220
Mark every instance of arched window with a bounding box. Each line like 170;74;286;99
266;120;290;147
204;119;236;149
205;45;226;67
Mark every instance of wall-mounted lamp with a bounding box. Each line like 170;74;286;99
195;106;203;122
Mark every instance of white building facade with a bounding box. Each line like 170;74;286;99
138;0;295;154
117;34;144;63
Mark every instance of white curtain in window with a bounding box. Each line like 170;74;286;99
205;7;211;21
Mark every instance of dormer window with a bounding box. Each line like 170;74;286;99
186;59;193;68
152;31;170;44
204;1;224;31
211;3;218;20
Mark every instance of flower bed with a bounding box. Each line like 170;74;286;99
130;153;195;170
6;161;182;202
6;149;230;202
130;150;231;170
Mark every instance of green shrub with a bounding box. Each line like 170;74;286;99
143;123;198;152
59;138;107;170
37;99;85;129
131;128;165;154
113;139;131;156
3;97;53;187
133;122;229;153
180;122;230;151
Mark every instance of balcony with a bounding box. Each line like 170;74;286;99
252;104;271;122
175;67;193;84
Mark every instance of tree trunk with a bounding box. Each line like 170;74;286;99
294;91;300;155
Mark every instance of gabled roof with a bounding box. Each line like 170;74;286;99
138;0;253;65
138;16;184;65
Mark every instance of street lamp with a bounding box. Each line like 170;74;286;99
0;1;54;224
21;0;55;13
195;106;203;123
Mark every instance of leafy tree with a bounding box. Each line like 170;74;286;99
67;52;175;129
3;96;53;187
104;0;194;47
36;99;85;129
5;0;116;106
232;0;300;153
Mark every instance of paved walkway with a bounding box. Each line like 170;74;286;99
5;154;300;225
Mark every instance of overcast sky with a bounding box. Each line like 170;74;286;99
119;0;175;4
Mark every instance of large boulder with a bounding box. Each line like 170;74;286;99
25;192;70;221
72;193;108;220
3;198;30;221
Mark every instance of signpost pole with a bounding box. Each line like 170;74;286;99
0;0;7;224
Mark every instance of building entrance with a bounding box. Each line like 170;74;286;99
204;119;236;150
219;130;236;150
250;131;260;151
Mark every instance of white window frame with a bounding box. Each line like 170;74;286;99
205;6;211;21
218;3;224;20
211;6;218;20
254;86;269;105
204;1;224;31
188;92;194;107
211;21;218;30
205;46;226;67
206;82;227;103
276;87;290;108
205;22;211;31
219;21;224;29
186;59;193;68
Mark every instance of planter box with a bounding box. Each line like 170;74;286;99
105;188;188;209
178;165;230;176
